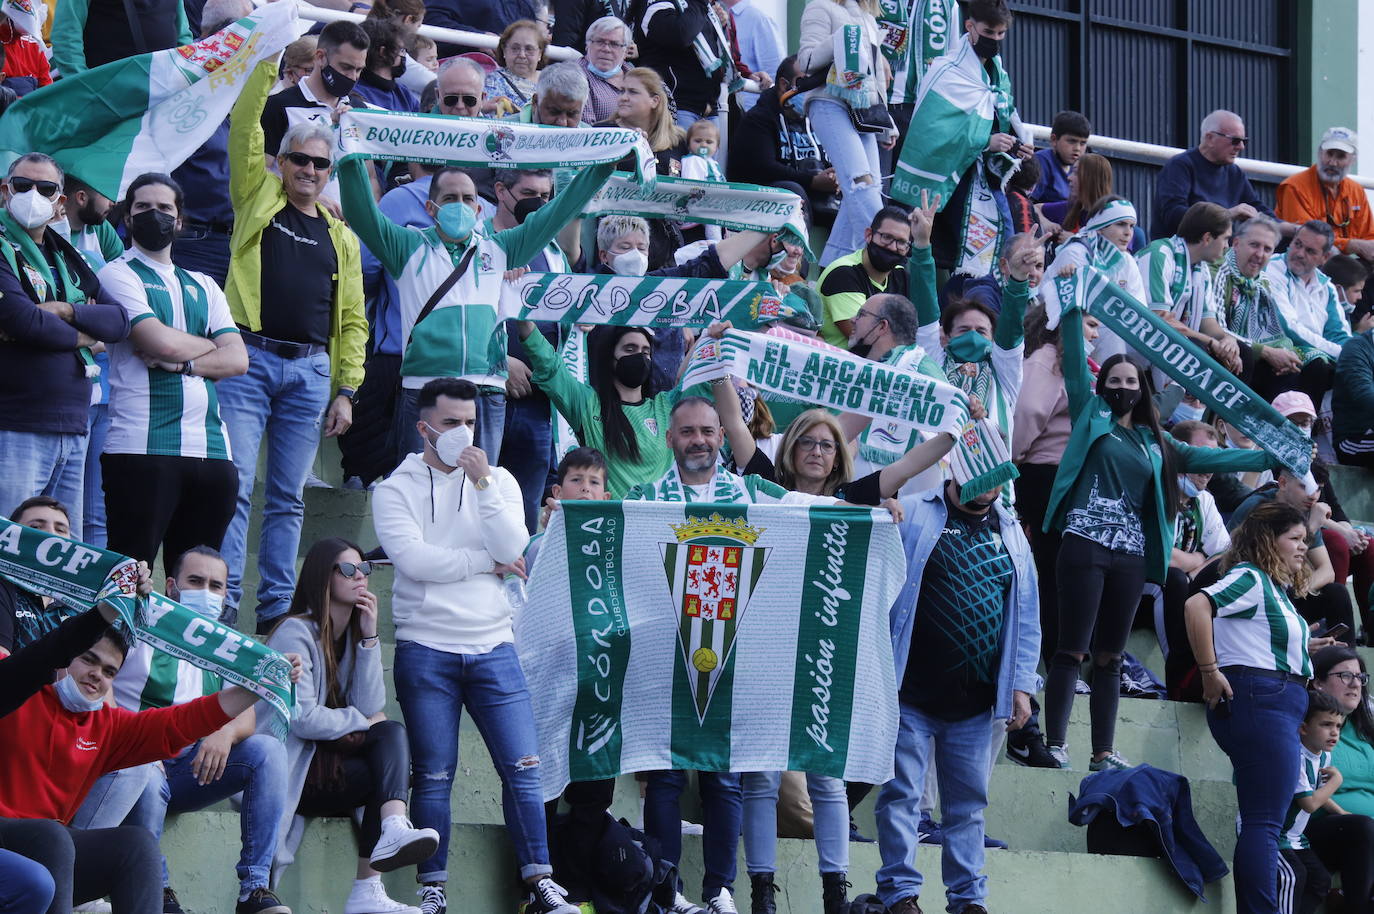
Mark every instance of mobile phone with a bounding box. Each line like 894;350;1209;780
1213;695;1232;719
1322;623;1351;642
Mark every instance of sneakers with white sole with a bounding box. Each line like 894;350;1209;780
344;877;420;914
704;888;738;914
670;892;705;914
369;815;439;873
416;884;445;914
1048;744;1071;769
1088;751;1132;772
524;877;579;914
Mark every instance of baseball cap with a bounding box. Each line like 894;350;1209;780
1321;126;1358;155
1270;390;1316;419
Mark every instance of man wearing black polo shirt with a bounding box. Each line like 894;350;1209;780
817;206;913;348
218;57;367;634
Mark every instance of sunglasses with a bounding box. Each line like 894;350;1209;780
1211;131;1248;147
9;177;60;197
443;94;480;109
284;151;332;171
335;561;374;578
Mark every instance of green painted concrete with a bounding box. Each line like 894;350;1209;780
1296;0;1360;161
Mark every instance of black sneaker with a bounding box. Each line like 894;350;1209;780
163;888;184;914
418;883;447;914
235;888;290;914
1006;731;1061;769
525;877;578;914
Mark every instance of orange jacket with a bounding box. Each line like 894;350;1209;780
1276;165;1374;253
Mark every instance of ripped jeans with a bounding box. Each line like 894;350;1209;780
808;97;884;266
394;640;552;883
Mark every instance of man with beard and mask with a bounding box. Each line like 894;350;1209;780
92;546;295;914
96;174;246;571
0;152;129;541
1278;127;1374;262
372;378;582;914
624;396;836;914
340;142;616;463
62;177;122;268
818;206;916;349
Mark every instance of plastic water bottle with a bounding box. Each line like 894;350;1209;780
504;574;527;613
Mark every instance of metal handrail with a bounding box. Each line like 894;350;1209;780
1025;123;1374;190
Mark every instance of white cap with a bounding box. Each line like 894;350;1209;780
1320;126;1358;155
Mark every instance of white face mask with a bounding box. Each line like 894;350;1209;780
55;672;104;712
610;248;649;276
425;422;473;467
7;187;54;230
175;587;225;619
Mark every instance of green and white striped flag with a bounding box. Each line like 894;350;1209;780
501;272;813;330
515;501;902;796
0;2;300;201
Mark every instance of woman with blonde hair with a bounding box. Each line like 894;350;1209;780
483;18;549;115
1185;502;1316;914
605;66;686;167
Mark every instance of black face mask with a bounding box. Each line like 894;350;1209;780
391;56;407;80
320;63;357;98
1102;386;1142;417
512;196;544;225
128;209;177;252
866;242;904;273
972;34;1002;59
613;352;653;389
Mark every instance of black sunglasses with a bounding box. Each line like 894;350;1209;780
1211;131;1248;147
284;151;332;170
443;94;480;109
9;177;60;197
335;561;373;577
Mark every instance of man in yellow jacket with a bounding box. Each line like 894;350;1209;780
218;59;368;634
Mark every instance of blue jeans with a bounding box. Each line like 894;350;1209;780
217;345;332;624
742;771;848;875
128;733;288;892
393;386;507;469
500;396;553;532
82;403;109;547
674;108;721;139
0;848;53;914
1207;670;1307;914
644;770;742;898
876;704;994;911
172;231;232;289
0;428;87;535
809;98;883;266
392;640;551;883
69;763;155;830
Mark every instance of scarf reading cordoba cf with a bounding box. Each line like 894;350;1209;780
0;519;295;731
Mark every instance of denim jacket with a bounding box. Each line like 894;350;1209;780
889;486;1043;721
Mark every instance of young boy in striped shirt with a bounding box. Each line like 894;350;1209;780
1279;690;1346;914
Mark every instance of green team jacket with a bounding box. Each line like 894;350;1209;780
223;61;367;398
1044;299;1281;584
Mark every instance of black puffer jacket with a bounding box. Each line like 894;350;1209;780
629;0;727;118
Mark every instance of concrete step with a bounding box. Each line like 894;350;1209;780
163;813;1237;914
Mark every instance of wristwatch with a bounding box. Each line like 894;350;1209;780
337;386;357;402
474;475;493;491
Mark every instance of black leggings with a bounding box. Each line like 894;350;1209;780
296;720;411;856
0;818;162;914
102;453;238;569
1044;534;1147;754
1307;812;1374;914
1015;463;1063;667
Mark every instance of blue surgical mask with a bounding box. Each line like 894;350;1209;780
436;201;476;242
1178;475;1200;498
55;673;104;713
786;93;806;117
176;588;224;620
587;62;622;79
1170;401;1204;425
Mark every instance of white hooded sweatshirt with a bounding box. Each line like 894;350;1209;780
372;452;529;648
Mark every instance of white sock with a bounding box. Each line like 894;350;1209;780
355;875;381;885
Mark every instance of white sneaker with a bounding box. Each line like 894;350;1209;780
670;892;705;914
344;878;420;914
1048;745;1071;769
369;815;440;873
74;903;113;913
680;820;704;836
524;877;579;914
704;888;738;914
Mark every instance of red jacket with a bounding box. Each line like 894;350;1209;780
0;687;231;822
0;22;50;88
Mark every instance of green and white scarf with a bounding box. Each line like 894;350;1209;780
0;211;100;377
0;519;295;731
948;416;1018;500
1212;249;1290;350
878;0;954;106
640;463;751;504
337;110;657;185
828;24;880;109
856;342;934;465
551;327;588;462
580;172;813;259
501;272;812;330
1045;265;1311;476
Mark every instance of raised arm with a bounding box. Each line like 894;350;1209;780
495;161;616;267
711;375;757;470
1058;294;1095;420
876;431;956;497
337;157;420;279
229;61;278;211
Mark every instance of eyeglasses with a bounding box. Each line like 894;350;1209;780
283;151;332;171
8;177;60;197
853;308;881;324
506;43;540;55
1327;671;1370;687
588;38;627;49
443;94;480;109
335;561;374;578
872;229;912;253
1210;131;1248;147
796;435;837;454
